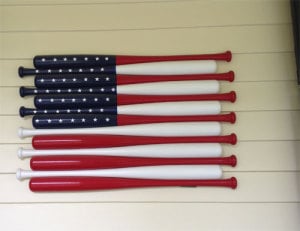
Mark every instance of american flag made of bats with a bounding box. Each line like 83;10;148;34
17;51;238;191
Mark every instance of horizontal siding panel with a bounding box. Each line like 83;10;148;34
0;203;299;231
1;110;300;143
1;81;300;115
0;172;299;203
0;1;291;31
0;53;296;87
0;25;293;59
1;141;299;172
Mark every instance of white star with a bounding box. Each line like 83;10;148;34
34;90;38;93
42;58;45;62
38;99;42;102
71;118;75;122
35;119;39;123
78;89;82;93
53;58;57;62
94;98;98;102
62;78;66;82
36;70;39;73
105;97;110;102
72;98;76;102
81;118;86;122
88;109;93;113
68;69;72;73
48;119;51;123
59;119;63;123
72;78;76;82
105;77;110;81
67;109;71;113
93;118;98;122
82;98;86;102
100;67;104;72
100;108;104;112
105;57;109;61
84;78;88;81
46;89;49;93
73;57;77;61
68;89;72;93
63;57;67;61
77;109;81;113
50;98;54;102
40;79;44;82
100;88;104;92
84;57;88;61
79;69;83;72
95;78;99;81
90;68;94;72
56;110;60;113
89;88;93;92
52;78;55;82
61;98;65;102
57;89;61;93
105;117;110;122
48;69;51;73
59;69;62;73
96;57;99;61
33;110;37;114
44;110;47;114
111;88;116;92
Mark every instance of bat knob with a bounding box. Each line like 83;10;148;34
17;148;24;159
18;66;25;77
19;87;25;97
225;51;232;62
16;168;23;181
19;106;25;117
229;177;238;189
229;112;236;124
230;133;237;145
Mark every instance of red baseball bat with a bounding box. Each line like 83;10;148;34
29;177;237;191
32;133;237;149
30;155;237;170
33;51;232;68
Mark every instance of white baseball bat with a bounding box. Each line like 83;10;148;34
16;165;222;180
117;80;220;95
18;143;222;159
118;101;221;115
116;60;217;75
18;122;222;138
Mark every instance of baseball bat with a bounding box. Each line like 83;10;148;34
33;92;236;110
19;122;222;138
20;101;222;117
20;80;226;96
31;112;236;129
31;133;237;149
33;71;234;89
29;177;237;191
16;165;222;180
33;51;231;68
19;60;217;77
30;155;237;170
19;143;223;158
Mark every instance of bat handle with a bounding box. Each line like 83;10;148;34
29;177;237;191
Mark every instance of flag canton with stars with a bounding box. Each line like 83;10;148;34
32;114;118;128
